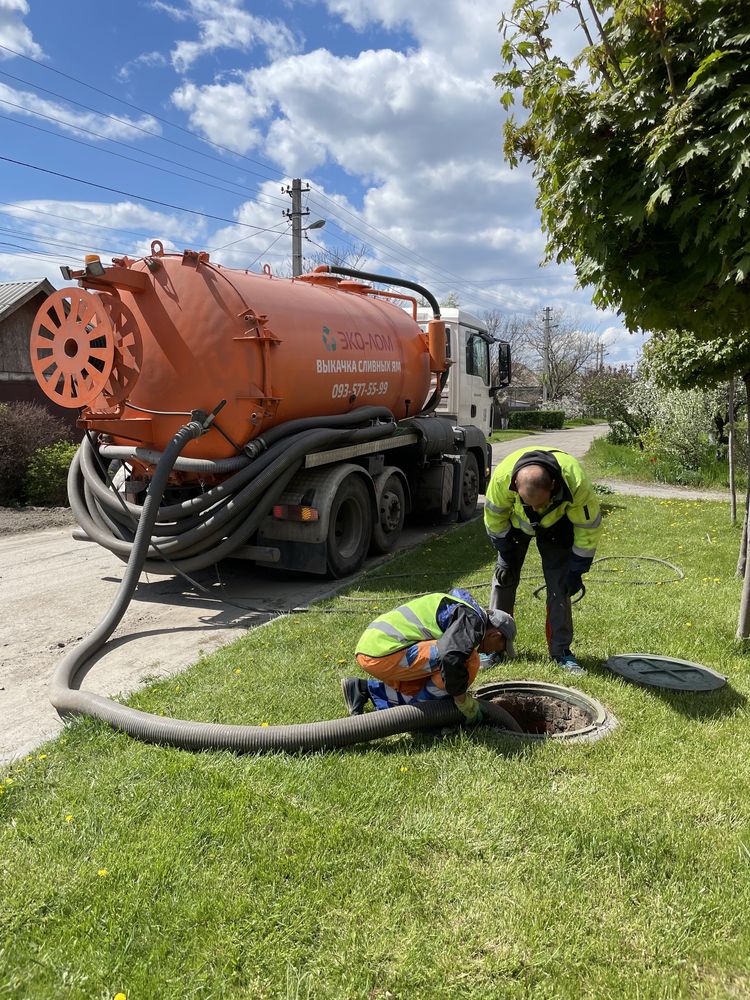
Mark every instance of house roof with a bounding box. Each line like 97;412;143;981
0;279;56;325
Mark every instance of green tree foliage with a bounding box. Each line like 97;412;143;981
642;328;750;388
495;0;750;338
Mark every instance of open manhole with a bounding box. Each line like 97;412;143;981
475;680;617;744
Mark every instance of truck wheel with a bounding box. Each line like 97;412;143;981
371;474;406;555
457;453;480;522
326;475;373;578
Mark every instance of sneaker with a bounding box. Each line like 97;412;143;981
553;651;585;675
340;676;371;716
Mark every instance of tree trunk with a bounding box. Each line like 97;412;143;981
728;378;736;524
735;373;750;638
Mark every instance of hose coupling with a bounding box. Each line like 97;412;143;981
191;400;227;433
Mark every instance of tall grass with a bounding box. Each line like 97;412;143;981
2;495;749;999
585;436;744;489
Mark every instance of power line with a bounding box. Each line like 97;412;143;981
0;154;290;235
0;41;286;181
0;103;288;210
0;65;281;186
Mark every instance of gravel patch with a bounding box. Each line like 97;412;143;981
0;506;75;536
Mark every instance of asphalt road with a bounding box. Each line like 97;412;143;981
0;424;611;765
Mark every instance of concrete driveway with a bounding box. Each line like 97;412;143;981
0;423;610;765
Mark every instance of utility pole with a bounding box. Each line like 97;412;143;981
542;306;552;403
283;178;310;277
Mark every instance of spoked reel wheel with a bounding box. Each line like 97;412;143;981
30;289;115;408
92;293;143;408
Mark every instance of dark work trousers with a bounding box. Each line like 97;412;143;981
489;521;574;657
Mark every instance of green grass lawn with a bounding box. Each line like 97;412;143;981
3;495;750;999
585;436;741;491
487;429;539;443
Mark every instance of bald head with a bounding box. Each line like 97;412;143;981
515;464;555;510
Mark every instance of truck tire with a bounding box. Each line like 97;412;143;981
370;473;406;555
457;452;480;522
326;474;373;578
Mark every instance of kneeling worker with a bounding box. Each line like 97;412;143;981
341;588;516;722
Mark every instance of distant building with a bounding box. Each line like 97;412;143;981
0;279;79;431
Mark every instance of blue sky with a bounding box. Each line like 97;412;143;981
0;0;647;365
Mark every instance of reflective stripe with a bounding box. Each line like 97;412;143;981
570;511;602;530
395;604;434;641
514;513;535;534
572;544;596;558
486;526;511;541
366;621;409;644
484;499;510;515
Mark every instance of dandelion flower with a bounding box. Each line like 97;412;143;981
260;722;269;727
97;868;108;877
234;668;242;675
65;815;73;823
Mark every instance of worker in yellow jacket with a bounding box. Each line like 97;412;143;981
484;447;601;674
341;588;516;721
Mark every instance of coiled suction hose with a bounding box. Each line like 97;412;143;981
68;407;398;574
53;417;521;752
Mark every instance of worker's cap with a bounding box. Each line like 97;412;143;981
487;609;516;658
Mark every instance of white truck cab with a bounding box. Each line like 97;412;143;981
415;307;510;437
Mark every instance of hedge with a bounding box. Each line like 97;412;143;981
507;410;565;430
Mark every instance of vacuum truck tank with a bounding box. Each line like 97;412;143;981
30;242;508;577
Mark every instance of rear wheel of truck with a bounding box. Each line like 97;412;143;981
370;473;406;555
326;475;373;578
457;452;480;522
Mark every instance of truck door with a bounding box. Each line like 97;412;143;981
464;329;491;434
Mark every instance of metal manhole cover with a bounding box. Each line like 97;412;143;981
606;654;727;691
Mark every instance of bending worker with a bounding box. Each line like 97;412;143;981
341;588;516;723
484;447;602;674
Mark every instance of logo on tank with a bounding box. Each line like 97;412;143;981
322;326;337;352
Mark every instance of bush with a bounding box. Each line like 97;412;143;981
607;421;639;446
25;440;78;506
508;409;565;429
0;401;72;505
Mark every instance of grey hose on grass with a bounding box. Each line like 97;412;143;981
52;418;522;752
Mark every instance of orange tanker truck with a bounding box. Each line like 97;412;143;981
30;241;510;578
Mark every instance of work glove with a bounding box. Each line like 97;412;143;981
495;560;513;587
454;693;484;725
564;569;584;597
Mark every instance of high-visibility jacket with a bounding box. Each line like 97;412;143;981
484;447;601;570
356;590;486;695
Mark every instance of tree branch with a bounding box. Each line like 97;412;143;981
569;0;615;89
584;0;627;85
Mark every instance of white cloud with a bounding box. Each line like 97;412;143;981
118;51;168;82
0;199;202;264
171;80;268;153
0;82;162;141
600;325;649;367
156;0;300;73
0;0;42;60
318;0;500;72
